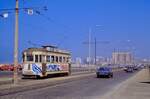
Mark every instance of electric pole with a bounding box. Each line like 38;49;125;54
0;1;47;85
83;40;109;66
88;28;91;67
94;38;97;65
13;0;19;85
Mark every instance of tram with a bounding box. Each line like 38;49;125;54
22;45;71;78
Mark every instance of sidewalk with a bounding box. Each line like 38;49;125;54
101;68;150;99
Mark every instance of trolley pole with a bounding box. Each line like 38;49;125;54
13;0;19;84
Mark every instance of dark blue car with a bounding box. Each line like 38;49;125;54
96;67;113;78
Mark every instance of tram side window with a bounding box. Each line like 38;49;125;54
35;55;38;62
46;56;50;62
23;54;25;62
66;57;69;63
59;56;62;63
56;56;58;63
63;57;66;63
51;56;54;63
39;55;42;63
67;57;70;63
27;55;33;62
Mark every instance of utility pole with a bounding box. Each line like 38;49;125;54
0;1;47;85
88;28;91;67
13;0;19;84
94;38;97;65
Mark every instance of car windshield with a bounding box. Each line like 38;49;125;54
99;67;110;71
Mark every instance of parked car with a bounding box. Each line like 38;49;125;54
0;65;13;71
11;64;22;71
0;65;8;71
96;67;113;78
0;64;22;71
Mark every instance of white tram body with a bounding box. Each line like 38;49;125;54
22;45;71;78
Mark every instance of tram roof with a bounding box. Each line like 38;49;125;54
42;45;58;48
23;47;70;55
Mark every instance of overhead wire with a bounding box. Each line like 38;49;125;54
1;0;72;48
34;9;72;48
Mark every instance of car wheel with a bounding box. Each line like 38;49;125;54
97;75;100;78
111;74;113;78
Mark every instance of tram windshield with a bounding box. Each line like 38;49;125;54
27;54;33;62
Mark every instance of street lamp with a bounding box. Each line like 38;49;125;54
0;12;9;18
0;13;9;18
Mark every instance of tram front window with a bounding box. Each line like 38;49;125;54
23;54;25;62
27;55;33;62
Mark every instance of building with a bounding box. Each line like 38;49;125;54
112;52;133;65
75;57;82;64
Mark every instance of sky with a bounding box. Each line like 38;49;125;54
0;0;150;63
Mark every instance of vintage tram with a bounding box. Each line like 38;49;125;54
22;45;71;78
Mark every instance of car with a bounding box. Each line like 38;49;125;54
125;67;134;72
0;64;22;71
0;65;8;71
0;65;13;71
123;67;128;71
96;67;113;78
133;66;139;70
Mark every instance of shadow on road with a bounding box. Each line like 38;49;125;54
22;74;68;80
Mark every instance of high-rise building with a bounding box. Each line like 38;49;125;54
112;52;133;65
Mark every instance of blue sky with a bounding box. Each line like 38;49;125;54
0;0;150;63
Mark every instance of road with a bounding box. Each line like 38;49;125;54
0;67;93;78
0;70;138;99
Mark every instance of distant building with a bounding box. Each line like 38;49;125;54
83;56;112;65
75;57;82;64
112;52;133;65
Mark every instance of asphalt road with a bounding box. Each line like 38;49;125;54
0;67;93;78
0;70;138;99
